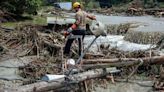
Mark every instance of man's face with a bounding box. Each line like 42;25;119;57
74;7;79;12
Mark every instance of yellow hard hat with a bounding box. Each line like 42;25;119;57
73;2;81;9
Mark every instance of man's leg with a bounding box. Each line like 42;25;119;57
78;38;82;55
72;30;85;36
64;38;74;55
72;30;85;55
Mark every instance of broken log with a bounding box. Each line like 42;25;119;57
82;56;164;69
144;8;164;12
82;56;164;64
5;68;114;92
84;53;105;59
0;26;14;32
43;40;62;49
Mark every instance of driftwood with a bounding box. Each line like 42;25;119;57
43;40;62;49
82;56;164;64
84;53;105;59
37;31;63;49
81;56;164;69
5;68;114;92
144;8;164;12
0;26;14;32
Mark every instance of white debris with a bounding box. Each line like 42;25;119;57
84;35;156;53
41;74;65;81
67;59;75;65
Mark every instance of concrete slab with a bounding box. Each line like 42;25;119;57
47;17;75;25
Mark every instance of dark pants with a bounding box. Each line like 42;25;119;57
64;30;85;56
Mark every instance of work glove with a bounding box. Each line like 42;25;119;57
62;23;76;38
67;27;73;33
64;31;70;38
60;30;69;38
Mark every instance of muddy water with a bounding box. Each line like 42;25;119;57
96;15;164;28
96;15;164;33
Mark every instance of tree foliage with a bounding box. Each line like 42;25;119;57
0;0;45;14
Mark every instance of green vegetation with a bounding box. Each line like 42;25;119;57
85;0;100;9
1;22;18;28
1;15;46;27
32;16;47;25
159;2;164;7
0;0;46;14
110;0;133;5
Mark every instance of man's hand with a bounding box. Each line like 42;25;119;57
67;27;73;33
61;30;70;38
62;27;73;38
87;14;96;20
64;31;70;36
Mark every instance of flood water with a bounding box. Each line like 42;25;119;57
96;15;164;32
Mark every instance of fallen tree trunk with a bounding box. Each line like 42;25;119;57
82;56;164;69
82;56;164;64
144;8;164;12
5;68;113;92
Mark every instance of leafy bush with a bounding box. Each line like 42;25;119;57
0;0;45;15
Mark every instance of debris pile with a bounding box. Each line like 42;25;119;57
124;31;164;44
106;23;133;35
0;17;164;92
87;0;164;17
0;10;16;23
0;24;64;57
20;57;61;84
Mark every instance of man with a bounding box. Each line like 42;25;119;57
64;2;96;56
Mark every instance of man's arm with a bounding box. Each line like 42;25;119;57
66;13;80;33
86;13;96;20
74;13;81;26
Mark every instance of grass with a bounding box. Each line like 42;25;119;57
85;1;100;10
1;15;47;28
1;5;54;28
31;16;47;25
159;2;164;8
1;22;18;28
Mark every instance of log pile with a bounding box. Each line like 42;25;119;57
0;10;16;23
0;24;65;86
